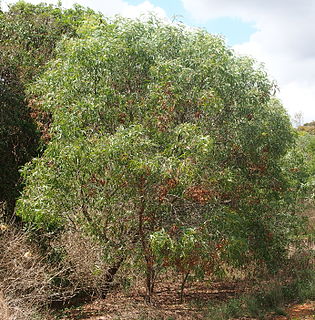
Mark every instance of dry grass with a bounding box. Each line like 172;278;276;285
0;224;52;320
0;291;10;320
49;229;112;301
0;290;40;320
0;225;114;318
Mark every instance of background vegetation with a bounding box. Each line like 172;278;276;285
0;1;96;219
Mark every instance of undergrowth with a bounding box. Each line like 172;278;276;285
205;264;315;320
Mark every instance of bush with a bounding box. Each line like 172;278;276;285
0;1;98;219
206;252;315;320
17;15;310;300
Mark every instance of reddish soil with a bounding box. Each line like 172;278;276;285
274;302;315;320
53;281;246;320
55;299;315;320
52;282;314;320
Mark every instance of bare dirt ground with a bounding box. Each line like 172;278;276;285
274;302;315;320
52;281;247;320
52;281;314;320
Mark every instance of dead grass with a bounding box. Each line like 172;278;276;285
0;291;10;320
0;224;52;320
57;230;110;294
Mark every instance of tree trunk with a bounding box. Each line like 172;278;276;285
179;271;190;303
101;257;124;298
145;258;155;303
138;176;156;303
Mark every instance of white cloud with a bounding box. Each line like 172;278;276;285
279;82;315;124
120;1;167;20
182;0;315;122
3;0;167;20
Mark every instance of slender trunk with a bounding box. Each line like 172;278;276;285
138;177;155;302
1;199;20;224
79;186;123;297
101;257;124;298
145;261;155;303
180;271;190;303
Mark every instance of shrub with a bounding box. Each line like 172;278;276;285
0;1;98;219
17;15;310;300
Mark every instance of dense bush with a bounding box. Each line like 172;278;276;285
0;60;39;217
17;16;310;300
0;1;97;219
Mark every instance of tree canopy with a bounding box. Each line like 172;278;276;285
16;16;309;298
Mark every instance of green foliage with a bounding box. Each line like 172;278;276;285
150;227;218;278
0;1;97;82
16;15;310;295
292;132;315;206
0;1;98;218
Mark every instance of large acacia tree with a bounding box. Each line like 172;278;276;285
17;16;308;299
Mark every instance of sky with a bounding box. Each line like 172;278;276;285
2;0;315;124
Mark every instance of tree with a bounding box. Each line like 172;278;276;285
17;16;308;300
292;111;304;128
296;122;315;203
0;1;97;219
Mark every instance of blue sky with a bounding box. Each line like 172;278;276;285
2;0;315;123
125;0;256;45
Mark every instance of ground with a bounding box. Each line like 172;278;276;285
274;302;315;320
52;281;314;320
